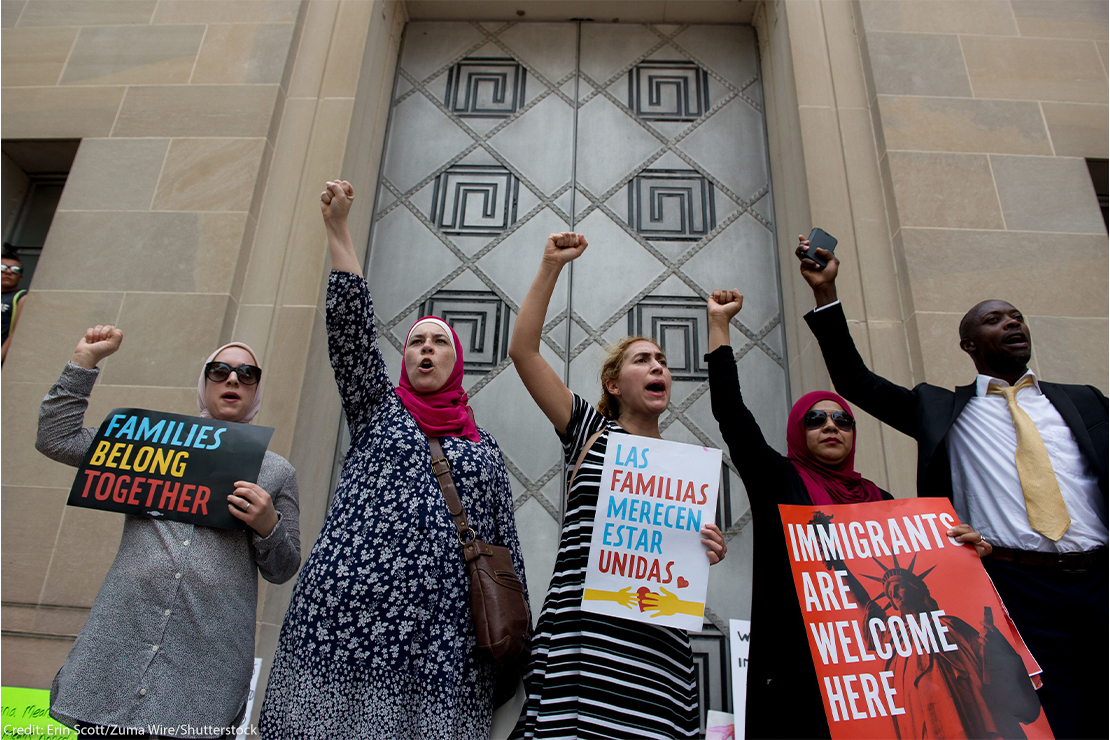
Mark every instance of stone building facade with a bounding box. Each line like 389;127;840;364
2;0;1105;735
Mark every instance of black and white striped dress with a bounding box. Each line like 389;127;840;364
513;395;699;739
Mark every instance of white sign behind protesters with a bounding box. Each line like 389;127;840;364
583;432;721;631
730;618;752;739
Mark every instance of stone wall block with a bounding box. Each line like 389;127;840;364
60;24;205;86
285;307;341;549
241;97;317;306
837;107;902;322
2;486;69;604
231;303;275;358
865;32;972;97
901;228;1108;318
885;151;1004;230
230;214;259;304
39;505;123;607
152;0;299;25
17;0;155;27
286;0;341;98
1041;102;1109;158
2;0;26;27
2;86;124;138
1;26;78;86
191;23;296;85
1011;0;1108;40
2;290;124;385
56;137;168;211
990;154;1106;233
820;0;870;110
914;311;980;389
254;305;315;456
250;140;276;221
1028;316;1108;393
279;97;356;309
961;36;1108;103
112;84;279;138
876;96;1053;155
152;138;268;213
319;0;375;99
0;635;74;690
102;293;232;387
34;212;247;294
858;0;1019;35
786;0;835;107
1;381;77;489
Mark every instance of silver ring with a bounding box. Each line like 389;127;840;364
244;502;251;511
976;534;984;544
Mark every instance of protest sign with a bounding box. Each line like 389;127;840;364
706;710;735;740
234;658;263;740
779;498;1052;739
67;408;274;531
1;687;74;738
729;619;751;740
583;432;721;631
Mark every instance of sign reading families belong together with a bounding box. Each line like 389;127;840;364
778;498;1053;740
583;432;722;631
66;408;274;531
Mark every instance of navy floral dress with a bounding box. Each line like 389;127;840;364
259;271;527;740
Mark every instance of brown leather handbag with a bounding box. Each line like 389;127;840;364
428;436;530;664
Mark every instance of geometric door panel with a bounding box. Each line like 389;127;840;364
351;21;787;732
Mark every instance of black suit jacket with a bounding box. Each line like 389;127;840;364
804;303;1109;502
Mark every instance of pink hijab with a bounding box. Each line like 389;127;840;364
395;317;480;442
786;390;883;505
196;342;263;423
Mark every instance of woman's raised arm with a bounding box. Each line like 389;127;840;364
321;180;361;276
508;232;587;436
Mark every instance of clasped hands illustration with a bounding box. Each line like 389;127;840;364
583;586;703;617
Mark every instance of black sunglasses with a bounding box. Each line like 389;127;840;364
803;409;855;431
204;362;261;386
0;265;22;274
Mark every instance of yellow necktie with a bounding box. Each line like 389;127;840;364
988;376;1071;541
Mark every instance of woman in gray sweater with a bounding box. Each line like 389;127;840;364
36;325;301;739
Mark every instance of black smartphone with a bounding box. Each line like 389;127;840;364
800;227;838;269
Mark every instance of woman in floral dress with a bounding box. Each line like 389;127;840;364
259;181;527;740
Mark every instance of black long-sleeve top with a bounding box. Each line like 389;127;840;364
707;345;891;740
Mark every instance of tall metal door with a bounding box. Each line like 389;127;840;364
355;20;787;726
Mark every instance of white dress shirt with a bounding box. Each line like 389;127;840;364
947;371;1108;553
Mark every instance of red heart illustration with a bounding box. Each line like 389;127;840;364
637;586;651;612
676;576;690;589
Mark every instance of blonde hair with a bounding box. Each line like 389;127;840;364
597;336;662;419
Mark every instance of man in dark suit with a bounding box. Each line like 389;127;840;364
796;237;1107;739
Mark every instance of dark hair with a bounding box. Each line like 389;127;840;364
1;245;21;264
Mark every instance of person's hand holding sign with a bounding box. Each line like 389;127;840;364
701;523;727;564
71;325;123;370
228;481;279;538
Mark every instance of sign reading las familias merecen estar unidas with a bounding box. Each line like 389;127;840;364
67;408;274;531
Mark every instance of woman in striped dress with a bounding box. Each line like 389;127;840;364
508;232;728;739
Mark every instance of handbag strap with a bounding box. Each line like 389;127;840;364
428;436;477;544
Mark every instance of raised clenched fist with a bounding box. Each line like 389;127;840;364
320;180;355;225
72;325;123;370
707;289;743;322
542;232;588;265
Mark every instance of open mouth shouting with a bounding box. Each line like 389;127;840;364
1002;330;1029;350
645;380;668;398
